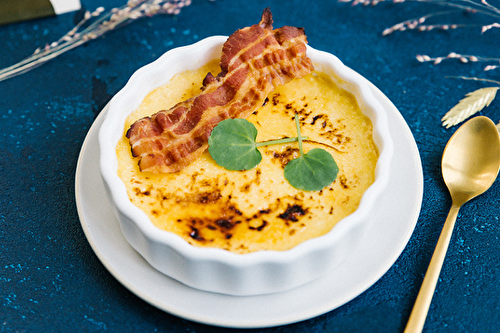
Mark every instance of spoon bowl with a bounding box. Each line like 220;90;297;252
442;117;500;206
405;116;500;333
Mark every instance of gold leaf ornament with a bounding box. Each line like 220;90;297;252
441;87;499;128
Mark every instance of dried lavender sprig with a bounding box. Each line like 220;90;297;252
0;7;106;81
381;10;467;35
340;0;500;16
340;0;500;34
0;0;191;83
416;52;500;71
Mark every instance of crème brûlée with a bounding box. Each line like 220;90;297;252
116;60;378;254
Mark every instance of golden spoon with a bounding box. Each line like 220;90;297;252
404;116;500;333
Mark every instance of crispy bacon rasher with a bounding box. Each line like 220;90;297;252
126;8;314;173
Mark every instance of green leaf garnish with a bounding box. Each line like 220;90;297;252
208;115;338;191
209;118;307;170
284;148;338;191
208;118;262;170
283;114;338;191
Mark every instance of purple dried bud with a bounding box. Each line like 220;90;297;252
382;28;392;36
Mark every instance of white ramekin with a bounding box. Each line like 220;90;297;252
98;36;393;296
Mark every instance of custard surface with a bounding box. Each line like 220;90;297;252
116;60;378;253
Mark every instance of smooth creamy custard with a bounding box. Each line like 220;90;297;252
116;60;378;253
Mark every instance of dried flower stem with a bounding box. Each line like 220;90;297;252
340;0;500;34
416;52;500;71
0;0;191;83
446;76;500;85
341;0;500;72
340;0;500;127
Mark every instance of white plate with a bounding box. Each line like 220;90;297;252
75;83;423;329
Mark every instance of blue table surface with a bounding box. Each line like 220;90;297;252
2;0;500;332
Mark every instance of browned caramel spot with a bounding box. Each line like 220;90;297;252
268;147;299;168
278;204;307;222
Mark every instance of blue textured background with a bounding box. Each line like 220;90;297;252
1;0;500;332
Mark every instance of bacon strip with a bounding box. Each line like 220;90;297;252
127;8;314;173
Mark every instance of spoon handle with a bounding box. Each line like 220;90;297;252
404;204;460;333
